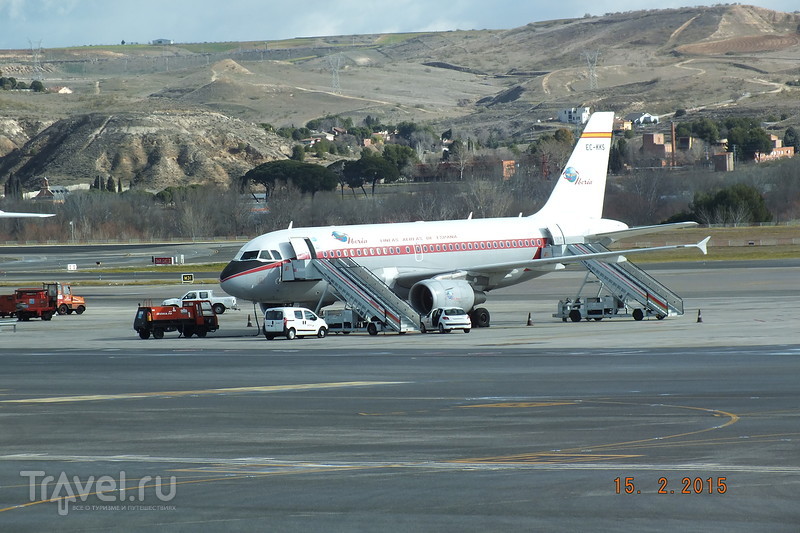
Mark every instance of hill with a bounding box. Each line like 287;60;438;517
0;4;798;191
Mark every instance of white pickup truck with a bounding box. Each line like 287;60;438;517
162;289;238;315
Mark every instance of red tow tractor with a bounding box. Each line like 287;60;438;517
133;300;219;339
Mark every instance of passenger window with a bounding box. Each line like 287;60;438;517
304;311;317;320
294;310;303;319
199;292;208;298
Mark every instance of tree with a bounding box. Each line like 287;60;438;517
343;152;400;196
689;184;771;225
608;138;628;174
106;176;116;192
242;160;338;197
30;80;45;92
727;126;772;161
784;127;799;152
382;143;416;176
290;144;305;162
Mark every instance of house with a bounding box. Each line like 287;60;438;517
625;112;659;125
754;135;795;163
31;177;68;203
558;107;590;124
613;118;632;132
641;133;673;158
151;38;174;45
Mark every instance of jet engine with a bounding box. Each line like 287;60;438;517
408;279;486;315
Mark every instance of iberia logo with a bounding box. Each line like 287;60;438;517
562;167;579;183
332;231;349;242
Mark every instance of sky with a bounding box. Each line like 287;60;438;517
1;0;797;50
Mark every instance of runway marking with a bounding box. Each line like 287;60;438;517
460;401;577;409
450;453;642;464
0;381;407;404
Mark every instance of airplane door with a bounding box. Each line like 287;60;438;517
289;237;317;260
547;225;566;246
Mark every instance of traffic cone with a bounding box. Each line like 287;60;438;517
527;312;533;326
696;310;703;323
247;314;253;327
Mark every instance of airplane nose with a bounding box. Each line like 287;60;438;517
219;259;267;300
219;261;242;284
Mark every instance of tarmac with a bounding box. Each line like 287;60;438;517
0;250;798;531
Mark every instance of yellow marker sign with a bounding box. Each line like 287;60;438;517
181;273;194;283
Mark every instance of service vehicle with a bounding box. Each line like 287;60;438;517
3;288;55;321
162;289;237;315
0;282;85;319
262;306;328;340
134;300;219;339
420;307;471;333
45;282;86;315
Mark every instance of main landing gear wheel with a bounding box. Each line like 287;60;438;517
470;307;491;328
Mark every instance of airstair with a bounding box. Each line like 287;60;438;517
310;258;421;333
566;242;684;318
282;244;420;333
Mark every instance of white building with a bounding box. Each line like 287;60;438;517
558;107;591;124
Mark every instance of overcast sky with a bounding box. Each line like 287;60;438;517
1;0;797;50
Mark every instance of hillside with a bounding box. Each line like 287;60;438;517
0;4;798;191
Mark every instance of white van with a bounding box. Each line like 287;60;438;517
263;307;328;340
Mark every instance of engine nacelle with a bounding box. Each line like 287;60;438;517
408;279;486;314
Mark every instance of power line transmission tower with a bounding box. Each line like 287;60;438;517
29;39;43;79
329;54;342;94
583;49;600;90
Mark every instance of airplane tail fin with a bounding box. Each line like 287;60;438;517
533;111;615;221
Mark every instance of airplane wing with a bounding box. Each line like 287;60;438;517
470;237;709;274
586;221;698;246
0;210;55;218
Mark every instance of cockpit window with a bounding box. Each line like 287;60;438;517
240;250;259;260
258;250;273;260
271;250;282;259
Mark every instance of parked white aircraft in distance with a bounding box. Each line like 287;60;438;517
0;210;54;218
220;112;708;327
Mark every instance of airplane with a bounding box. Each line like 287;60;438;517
0;210;55;218
220;111;708;327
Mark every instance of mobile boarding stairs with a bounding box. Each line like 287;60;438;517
281;238;420;334
553;241;684;322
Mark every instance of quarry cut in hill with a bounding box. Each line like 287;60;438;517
0;110;290;191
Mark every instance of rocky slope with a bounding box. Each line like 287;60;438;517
0;110;290;190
